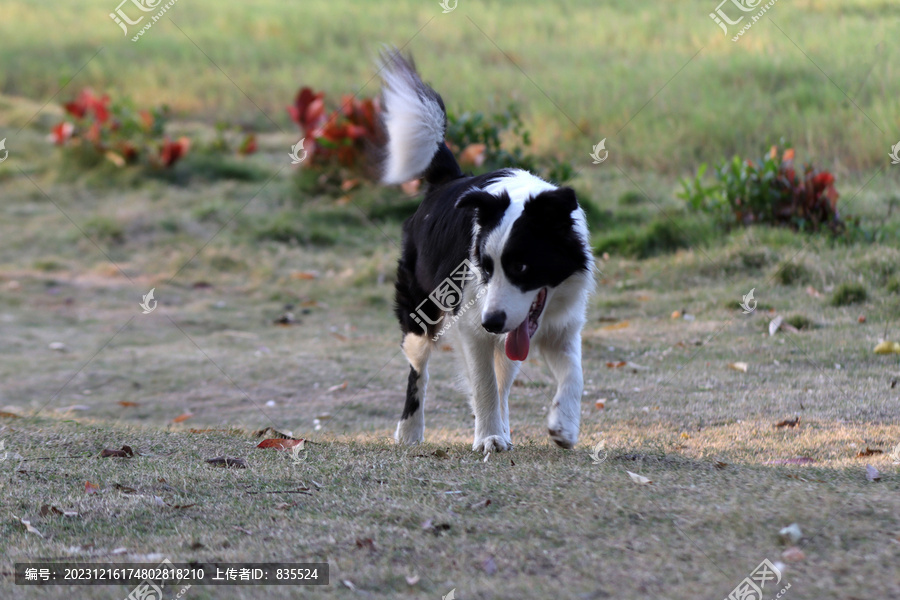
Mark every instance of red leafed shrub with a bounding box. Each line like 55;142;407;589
159;136;191;167
681;144;846;234
238;133;257;155
64;89;111;123
288;86;380;169
51;88;188;168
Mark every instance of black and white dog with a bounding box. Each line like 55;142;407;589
377;52;594;453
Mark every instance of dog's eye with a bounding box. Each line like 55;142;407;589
481;256;494;278
511;262;527;274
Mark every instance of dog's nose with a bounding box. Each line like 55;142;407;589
482;311;507;333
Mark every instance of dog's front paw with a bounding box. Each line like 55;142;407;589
395;417;424;445
473;435;512;454
547;410;578;449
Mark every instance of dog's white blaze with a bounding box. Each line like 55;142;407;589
482;169;556;201
477;170;557;331
480;268;535;332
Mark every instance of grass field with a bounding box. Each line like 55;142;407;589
2;0;900;599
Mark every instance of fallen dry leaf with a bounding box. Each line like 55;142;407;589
172;413;193;423
606;361;627;368
774;416;801;429
15;516;43;538
118;401;139;407
627;471;652;485
856;447;883;458
781;546;806;562
327;381;348;392
100;445;134;458
40;505;78;518
274;502;292;510
205;456;248;469
768;315;784;337
85;481;100;494
256;438;304;451
858;315;866;323
874;341;900;354
291;271;318;280
355;537;376;551
866;464;881;482
805;286;823;298
0;411;21;418
728;362;749;373
601;320;630;331
595;399;606;410
670;310;681;319
469;498;492;510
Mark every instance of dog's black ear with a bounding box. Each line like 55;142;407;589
526;187;578;215
455;190;511;226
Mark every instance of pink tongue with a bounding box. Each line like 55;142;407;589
505;319;530;361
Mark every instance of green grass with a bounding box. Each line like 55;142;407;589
831;282;869;306
2;1;900;598
593;213;718;259
775;260;811;285
1;0;899;173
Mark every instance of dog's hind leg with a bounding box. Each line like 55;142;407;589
395;332;432;445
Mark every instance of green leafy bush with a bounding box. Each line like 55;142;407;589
445;103;574;183
679;145;846;235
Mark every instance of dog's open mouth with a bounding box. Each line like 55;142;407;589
504;287;547;362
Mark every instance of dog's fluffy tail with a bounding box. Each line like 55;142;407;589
377;50;462;186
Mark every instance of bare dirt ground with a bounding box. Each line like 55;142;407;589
2;170;899;599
